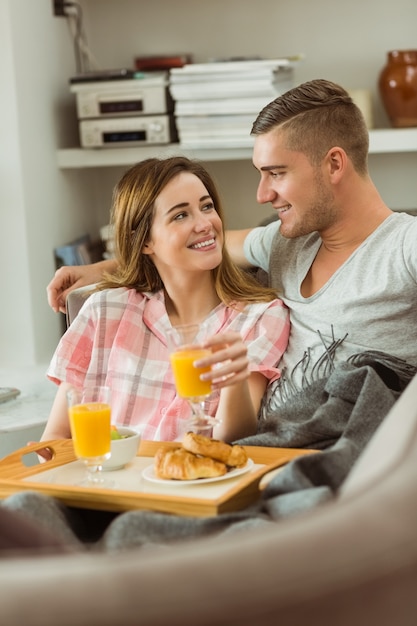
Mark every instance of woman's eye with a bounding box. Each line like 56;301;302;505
202;202;215;212
173;212;186;221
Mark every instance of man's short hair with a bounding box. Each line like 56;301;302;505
251;79;369;175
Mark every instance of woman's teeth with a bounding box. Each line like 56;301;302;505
190;238;215;249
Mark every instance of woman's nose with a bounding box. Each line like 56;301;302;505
194;214;212;231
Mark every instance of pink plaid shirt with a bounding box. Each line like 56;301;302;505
48;288;289;441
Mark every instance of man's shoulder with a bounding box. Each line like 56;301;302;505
387;211;417;230
373;212;417;245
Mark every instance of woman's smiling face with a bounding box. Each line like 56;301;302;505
143;171;224;277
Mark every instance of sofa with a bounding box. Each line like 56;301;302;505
0;361;417;625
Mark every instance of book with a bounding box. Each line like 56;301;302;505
170;56;301;77
168;59;296;101
134;54;192;71
178;137;255;149
54;235;104;268
175;114;256;146
169;67;293;84
174;96;276;116
176;114;255;129
170;78;292;101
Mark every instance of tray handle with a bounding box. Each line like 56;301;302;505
0;439;76;478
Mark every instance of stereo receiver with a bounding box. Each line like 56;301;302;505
79;115;176;148
71;73;172;119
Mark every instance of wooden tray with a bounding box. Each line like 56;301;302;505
0;440;314;517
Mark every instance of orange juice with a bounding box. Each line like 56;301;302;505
170;348;212;398
69;402;111;458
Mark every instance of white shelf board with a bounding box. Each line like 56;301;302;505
369;128;417;154
56;144;254;168
57;128;417;169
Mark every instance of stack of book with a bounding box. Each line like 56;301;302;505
169;57;299;148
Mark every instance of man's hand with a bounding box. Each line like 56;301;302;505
47;259;117;314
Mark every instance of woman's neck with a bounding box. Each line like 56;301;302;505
163;273;221;326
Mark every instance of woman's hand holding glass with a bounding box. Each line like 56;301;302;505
166;324;214;434
196;331;250;389
167;325;250;434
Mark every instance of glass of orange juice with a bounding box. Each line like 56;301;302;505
67;385;112;486
166;323;216;434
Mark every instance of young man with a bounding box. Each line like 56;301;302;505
47;79;417;410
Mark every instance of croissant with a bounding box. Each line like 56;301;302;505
182;432;248;468
154;446;227;480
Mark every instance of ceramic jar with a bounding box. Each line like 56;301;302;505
378;50;417;128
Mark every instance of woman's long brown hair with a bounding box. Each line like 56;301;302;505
98;156;278;305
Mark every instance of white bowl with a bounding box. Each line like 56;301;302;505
102;426;141;471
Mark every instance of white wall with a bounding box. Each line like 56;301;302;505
0;1;33;363
0;0;98;368
0;0;416;370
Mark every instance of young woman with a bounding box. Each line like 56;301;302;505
42;157;289;444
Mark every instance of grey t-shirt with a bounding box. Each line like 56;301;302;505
244;212;417;411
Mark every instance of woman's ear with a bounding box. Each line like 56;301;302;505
142;241;153;256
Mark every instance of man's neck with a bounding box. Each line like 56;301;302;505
301;203;392;298
320;197;392;254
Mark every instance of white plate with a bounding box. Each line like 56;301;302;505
142;458;254;486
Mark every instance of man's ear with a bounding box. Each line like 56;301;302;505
326;147;346;180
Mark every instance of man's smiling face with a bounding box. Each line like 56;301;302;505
252;129;337;239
